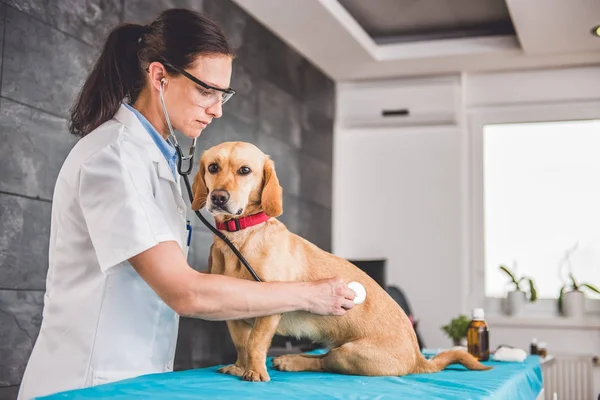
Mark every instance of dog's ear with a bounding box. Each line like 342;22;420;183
261;157;283;217
191;161;208;211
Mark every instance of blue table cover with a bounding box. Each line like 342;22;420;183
39;353;543;400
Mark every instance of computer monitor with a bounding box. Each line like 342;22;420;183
347;259;387;289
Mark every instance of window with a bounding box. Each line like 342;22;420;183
483;119;600;300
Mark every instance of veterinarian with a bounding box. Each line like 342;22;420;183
18;9;355;400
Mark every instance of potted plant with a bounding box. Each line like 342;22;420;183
499;264;538;316
441;314;470;347
558;272;600;318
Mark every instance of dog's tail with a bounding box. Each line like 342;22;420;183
413;350;492;373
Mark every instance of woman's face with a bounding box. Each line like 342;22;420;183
163;55;233;139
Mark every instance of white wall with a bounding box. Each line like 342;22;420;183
333;125;463;348
333;76;463;348
332;66;600;355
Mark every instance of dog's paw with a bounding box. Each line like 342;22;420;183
272;355;295;372
242;368;270;382
218;364;245;377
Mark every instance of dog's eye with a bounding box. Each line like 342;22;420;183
238;166;251;175
207;163;219;174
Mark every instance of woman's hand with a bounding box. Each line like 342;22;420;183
304;277;356;316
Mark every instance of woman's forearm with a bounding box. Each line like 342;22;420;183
130;241;355;320
179;273;311;320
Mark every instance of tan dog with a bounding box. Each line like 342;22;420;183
191;141;491;382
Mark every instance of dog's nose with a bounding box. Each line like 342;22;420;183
211;189;230;207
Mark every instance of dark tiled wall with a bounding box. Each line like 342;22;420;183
0;0;334;397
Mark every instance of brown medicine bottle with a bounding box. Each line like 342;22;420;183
467;308;490;361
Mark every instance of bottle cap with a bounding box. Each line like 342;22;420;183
472;308;485;320
347;281;366;305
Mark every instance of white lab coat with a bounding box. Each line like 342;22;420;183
18;104;190;399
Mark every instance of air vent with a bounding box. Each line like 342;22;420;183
382;109;409;117
337;76;459;128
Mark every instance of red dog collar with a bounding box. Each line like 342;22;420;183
215;212;270;232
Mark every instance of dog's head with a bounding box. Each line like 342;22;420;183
191;141;283;219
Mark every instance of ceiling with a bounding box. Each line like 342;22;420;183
338;0;515;44
232;0;600;81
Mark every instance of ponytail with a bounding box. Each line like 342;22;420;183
69;23;146;137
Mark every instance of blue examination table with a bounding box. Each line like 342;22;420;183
38;352;543;400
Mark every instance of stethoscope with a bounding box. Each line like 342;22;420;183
159;78;262;282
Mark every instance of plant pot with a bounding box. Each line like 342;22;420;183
506;290;526;316
452;337;467;347
563;290;585;318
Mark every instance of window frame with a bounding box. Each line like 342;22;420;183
464;100;600;317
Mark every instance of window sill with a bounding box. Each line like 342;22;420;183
487;315;600;330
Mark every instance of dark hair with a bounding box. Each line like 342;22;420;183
69;8;233;137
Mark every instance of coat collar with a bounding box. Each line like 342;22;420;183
113;104;178;184
122;102;178;178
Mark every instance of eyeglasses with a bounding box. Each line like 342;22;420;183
163;62;236;107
